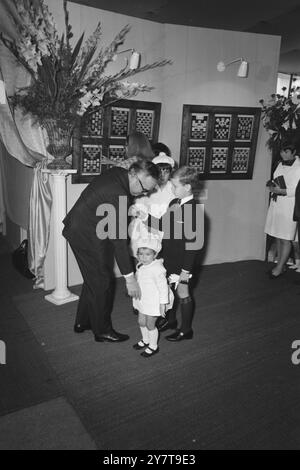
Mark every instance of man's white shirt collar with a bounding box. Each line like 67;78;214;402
180;195;193;206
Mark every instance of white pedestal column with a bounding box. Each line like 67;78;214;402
43;169;79;305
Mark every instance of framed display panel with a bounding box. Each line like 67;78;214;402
72;99;161;183
179;105;261;179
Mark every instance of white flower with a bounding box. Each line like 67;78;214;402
291;93;300;105
37;39;51;56
79;91;93;106
36;29;48;43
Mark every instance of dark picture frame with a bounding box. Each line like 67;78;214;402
72;99;161;184
179;104;261;180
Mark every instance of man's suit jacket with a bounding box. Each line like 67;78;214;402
63;167;133;275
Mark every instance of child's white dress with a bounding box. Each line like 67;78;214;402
133;259;173;316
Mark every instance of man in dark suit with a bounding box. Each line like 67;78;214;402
62;160;159;343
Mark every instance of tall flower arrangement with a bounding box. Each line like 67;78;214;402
0;0;172;125
260;87;300;153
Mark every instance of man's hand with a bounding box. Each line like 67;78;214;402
125;274;141;300
129;204;148;220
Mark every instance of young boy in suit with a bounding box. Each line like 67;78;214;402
141;166;204;341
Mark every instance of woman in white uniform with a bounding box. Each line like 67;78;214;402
129;153;176;257
265;143;300;278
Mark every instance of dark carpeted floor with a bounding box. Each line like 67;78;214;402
1;234;300;449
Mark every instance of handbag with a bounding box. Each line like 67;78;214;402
12;239;35;279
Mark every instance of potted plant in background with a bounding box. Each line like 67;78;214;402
0;0;172;169
260;87;300;164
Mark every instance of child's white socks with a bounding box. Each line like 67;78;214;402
139;326;149;345
148;328;158;350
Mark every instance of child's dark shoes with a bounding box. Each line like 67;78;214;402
140;346;159;357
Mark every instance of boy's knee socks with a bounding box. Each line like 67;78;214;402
180;296;194;333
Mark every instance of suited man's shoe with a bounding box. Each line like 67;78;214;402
166;330;193;342
158;319;178;332
94;330;129;343
74;324;90;333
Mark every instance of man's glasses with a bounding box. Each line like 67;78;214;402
136;175;150;195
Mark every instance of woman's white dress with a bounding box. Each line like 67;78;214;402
133;259;173;316
264;157;300;240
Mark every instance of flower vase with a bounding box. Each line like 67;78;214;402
43;119;74;170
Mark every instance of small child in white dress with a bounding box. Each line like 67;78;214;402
132;234;173;358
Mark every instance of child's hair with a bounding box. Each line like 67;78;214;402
281;142;296;152
156;162;173;173
137;247;156;256
129;159;160;180
172;166;200;190
151;142;171;157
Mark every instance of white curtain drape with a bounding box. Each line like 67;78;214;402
0;1;53;288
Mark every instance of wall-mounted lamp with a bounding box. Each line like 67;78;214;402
217;57;249;78
116;48;141;70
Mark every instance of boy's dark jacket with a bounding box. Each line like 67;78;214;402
144;198;203;275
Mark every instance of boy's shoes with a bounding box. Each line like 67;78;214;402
74;323;91;333
166;330;193;341
157;318;177;332
141;346;159;358
133;340;149;350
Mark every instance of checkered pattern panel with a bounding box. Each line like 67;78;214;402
81;144;102;175
187;147;206;173
235;115;254;141
232;147;250;173
190;113;209;140
104;146;127;169
110;107;130;137
135;109;154;139
81;109;103;137
213;114;232;141
210;147;228;173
